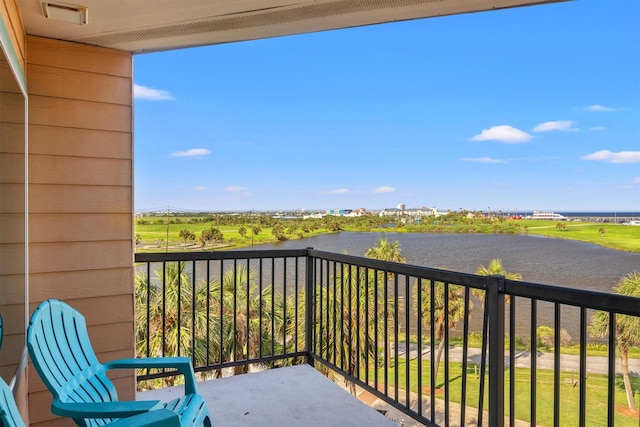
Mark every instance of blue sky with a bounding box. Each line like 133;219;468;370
133;0;639;213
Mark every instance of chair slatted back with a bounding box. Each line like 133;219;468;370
0;379;25;427
0;313;25;427
27;300;118;426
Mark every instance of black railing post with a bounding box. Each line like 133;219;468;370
305;248;315;366
488;275;505;427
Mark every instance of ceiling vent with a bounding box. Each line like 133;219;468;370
42;2;88;25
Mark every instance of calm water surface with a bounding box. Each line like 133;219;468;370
255;232;640;338
258;232;639;292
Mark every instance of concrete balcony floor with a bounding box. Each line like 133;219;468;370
137;364;399;426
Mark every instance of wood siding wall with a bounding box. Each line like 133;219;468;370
27;35;135;427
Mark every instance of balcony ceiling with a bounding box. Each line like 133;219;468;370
17;0;566;54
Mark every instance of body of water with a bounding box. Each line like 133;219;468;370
558;211;640;218
254;232;640;339
257;232;639;293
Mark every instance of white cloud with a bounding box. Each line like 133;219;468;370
471;125;532;143
633;177;640;184
225;185;249;192
460;157;506;164
589;126;606;132
533;120;578;132
171;148;210;157
134;84;174;101
581;150;640;164
222;186;252;198
373;186;396;194
584;105;622;112
320;188;351;195
194;186;208;191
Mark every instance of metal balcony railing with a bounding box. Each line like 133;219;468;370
134;248;640;427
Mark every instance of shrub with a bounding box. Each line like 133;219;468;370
537;325;572;348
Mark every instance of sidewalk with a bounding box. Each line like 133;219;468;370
395;343;640;376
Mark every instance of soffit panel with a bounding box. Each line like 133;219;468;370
16;0;567;53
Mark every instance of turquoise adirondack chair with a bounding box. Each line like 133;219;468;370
1;312;181;427
2;383;181;427
27;299;211;427
0;377;25;427
2;378;182;427
0;312;24;427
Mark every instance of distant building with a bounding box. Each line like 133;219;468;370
379;208;402;217
326;209;353;216
405;207;438;218
303;212;325;219
351;208;367;216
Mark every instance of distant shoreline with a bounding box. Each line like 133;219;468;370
543;211;639;217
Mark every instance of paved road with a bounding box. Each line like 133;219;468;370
393;343;640;376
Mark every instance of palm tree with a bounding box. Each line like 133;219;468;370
361;240;402;391
473;258;521;304
365;238;406;264
475;259;522;280
216;263;285;375
338;265;391;393
136;262;193;360
135;262;217;385
287;246;395;394
414;280;467;387
184;263;288;377
136;262;288;381
590;271;640;411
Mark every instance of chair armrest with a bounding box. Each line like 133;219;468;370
52;399;162;418
105;356;191;370
104;357;198;394
109;409;181;427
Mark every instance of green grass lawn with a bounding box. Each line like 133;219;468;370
136;222;273;249
134;219;332;251
522;220;640;253
374;358;640;426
